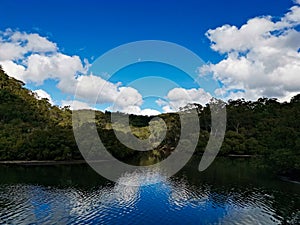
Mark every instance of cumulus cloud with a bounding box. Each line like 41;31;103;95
111;105;161;116
113;87;143;110
0;29;57;61
0;29;154;114
138;109;161;116
10;30;57;53
0;60;25;81
24;53;84;85
0;29;85;85
200;3;300;101
33;89;54;105
61;100;93;110
75;75;120;103
294;0;300;5
0;42;26;61
74;75;145;113
157;88;212;112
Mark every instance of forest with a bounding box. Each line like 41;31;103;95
0;67;299;178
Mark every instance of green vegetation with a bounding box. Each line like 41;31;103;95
0;67;299;178
0;67;79;160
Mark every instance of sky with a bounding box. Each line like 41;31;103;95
0;0;299;115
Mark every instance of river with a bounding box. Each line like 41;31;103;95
0;158;299;224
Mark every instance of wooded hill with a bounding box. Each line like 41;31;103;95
0;67;299;176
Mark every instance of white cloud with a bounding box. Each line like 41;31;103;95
0;29;57;61
112;105;160;116
205;17;275;54
157;88;212;112
75;75;145;113
10;31;57;53
294;0;300;5
139;109;160;116
0;29;85;86
0;29;151;114
75;75;120;103
61;100;92;110
0;60;25;81
3;29;223;115
200;3;300;101
284;5;300;25
24;53;84;85
0;42;26;61
113;87;143;110
33;89;54;105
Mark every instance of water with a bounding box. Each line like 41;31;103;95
0;158;299;224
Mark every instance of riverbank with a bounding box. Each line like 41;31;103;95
0;159;119;166
0;154;258;166
1;157;299;183
227;154;256;158
0;155;257;166
0;160;87;166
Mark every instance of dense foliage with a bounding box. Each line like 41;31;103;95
0;67;79;160
0;67;299;176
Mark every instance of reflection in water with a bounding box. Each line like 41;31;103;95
0;158;299;224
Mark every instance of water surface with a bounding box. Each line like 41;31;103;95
0;158;299;224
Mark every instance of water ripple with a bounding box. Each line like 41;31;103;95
0;163;299;225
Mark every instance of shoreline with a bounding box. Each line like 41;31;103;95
227;154;256;158
0;160;113;166
0;160;87;166
0;155;258;166
1;158;299;183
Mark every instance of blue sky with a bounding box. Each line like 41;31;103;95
0;0;299;114
1;0;292;62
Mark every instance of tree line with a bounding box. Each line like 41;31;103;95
0;67;299;177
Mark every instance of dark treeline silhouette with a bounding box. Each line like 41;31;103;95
0;67;299;178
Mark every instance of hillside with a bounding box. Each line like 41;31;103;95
0;67;299;177
0;67;79;160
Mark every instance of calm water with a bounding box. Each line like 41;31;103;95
0;158;299;224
